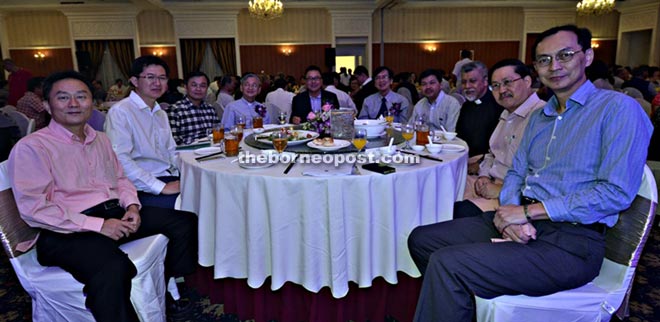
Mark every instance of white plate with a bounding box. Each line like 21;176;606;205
238;160;275;169
194;146;222;155
441;144;466;152
307;139;352;151
367;131;386;138
256;130;319;146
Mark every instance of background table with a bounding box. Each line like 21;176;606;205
179;139;467;299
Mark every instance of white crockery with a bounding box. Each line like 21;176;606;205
354;119;386;138
411;145;425;152
425;143;443;154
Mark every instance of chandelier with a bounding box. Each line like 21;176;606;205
248;0;284;20
576;0;615;16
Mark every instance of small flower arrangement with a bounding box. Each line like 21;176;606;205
302;101;334;135
254;104;267;117
389;102;402;117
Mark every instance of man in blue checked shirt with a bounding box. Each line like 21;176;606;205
168;71;220;145
408;24;653;322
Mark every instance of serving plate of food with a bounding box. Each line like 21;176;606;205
255;130;319;146
306;137;351;152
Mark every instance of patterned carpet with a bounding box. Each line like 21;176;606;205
1;223;659;322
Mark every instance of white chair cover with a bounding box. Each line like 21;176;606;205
0;160;169;322
475;165;657;322
26;118;35;135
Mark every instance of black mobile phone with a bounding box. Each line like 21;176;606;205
362;163;396;174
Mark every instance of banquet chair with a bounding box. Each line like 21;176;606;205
475;164;657;322
0;160;169;322
5;109;30;136
26;118;36;135
213;102;225;121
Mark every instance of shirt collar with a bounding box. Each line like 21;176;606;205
544;80;595;116
129;91;162;114
512;92;543;118
47;119;97;144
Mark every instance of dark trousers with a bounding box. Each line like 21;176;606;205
36;204;198;322
407;212;605;322
138;176;180;209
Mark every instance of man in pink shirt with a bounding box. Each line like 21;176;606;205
7;70;197;322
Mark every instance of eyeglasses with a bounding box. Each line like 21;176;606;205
306;76;321;82
491;78;522;91
534;49;583;68
243;83;260;89
374;75;390;81
138;74;168;83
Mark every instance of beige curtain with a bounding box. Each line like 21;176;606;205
107;40;134;79
76;40;105;80
209;38;237;76
180;39;207;77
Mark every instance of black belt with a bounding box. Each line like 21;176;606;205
81;199;122;219
521;196;606;234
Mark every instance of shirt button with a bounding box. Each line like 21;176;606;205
534;174;539;177
546;157;551;160
558;116;563;120
551;136;556;139
525;186;531;190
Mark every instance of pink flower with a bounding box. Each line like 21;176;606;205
307;112;316;120
322;103;333;112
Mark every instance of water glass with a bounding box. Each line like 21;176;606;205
278;111;288;125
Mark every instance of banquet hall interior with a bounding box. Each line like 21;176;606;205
1;0;660;321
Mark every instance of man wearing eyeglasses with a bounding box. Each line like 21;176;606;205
455;61;505;174
457;59;545;217
290;65;339;124
168;71;220;145
221;73;271;129
105;55;181;209
408;25;652;322
358;66;409;123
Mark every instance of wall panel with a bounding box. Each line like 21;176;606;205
140;46;178;79
238;9;331;44
240;44;330;78
373;7;523;43
6;11;70;47
138;10;175;45
372;41;519;76
9;48;74;77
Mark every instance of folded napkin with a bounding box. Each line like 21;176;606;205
302;162;353;177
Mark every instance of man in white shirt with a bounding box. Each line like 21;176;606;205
265;78;295;117
412;68;461;132
358;66;409;123
322;72;357;113
452;49;473;94
105;55;180;209
215;75;237;110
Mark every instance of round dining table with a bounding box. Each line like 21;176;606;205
178;130;468;298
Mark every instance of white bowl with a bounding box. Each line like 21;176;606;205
354;119;386;137
411;145;425;152
442;131;457;141
253;128;265;134
380;146;397;155
426;143;443;154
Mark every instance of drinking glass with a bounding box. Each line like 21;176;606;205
278;111;288;125
252;116;263;129
231;125;244;142
272;131;289;153
352;128;368;154
212;124;224;144
224;134;240;157
236;115;246;130
385;109;395;126
402;123;414;150
416;123;430;146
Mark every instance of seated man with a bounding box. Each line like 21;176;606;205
290;65;340;125
105;55;180;209
221;73;271;129
168;71;220;145
457;59;546;216
408;25;652;322
16;77;47;130
411;68;461;132
8;70;198;322
358;66;409;123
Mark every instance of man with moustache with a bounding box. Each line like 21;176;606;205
455;61;504;173
105;55;180;209
456;59;546;216
408;25;651;322
411;68;462;132
168;71;220;145
8;70;197;322
290;65;339;124
221;73;271;129
358;66;409;123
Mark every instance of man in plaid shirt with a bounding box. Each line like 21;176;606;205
168;71;220;145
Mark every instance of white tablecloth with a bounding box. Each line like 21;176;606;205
178;140;468;298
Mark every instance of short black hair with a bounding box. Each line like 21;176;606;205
27;77;45;92
304;65;322;77
532;24;591;61
42;70;93;101
418;69;443;83
354;65;369;77
321;72;335;86
274;78;288;89
373;66;394;80
488;59;531;82
130;55;170;78
184;71;209;85
460;49;472;59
